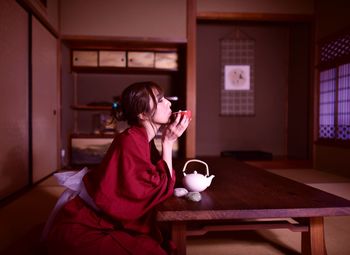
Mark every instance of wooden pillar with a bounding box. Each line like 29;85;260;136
186;0;196;158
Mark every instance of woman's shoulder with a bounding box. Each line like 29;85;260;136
118;125;148;146
114;126;150;159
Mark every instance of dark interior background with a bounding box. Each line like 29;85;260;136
196;22;311;159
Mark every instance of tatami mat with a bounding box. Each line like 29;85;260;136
187;166;350;255
266;168;350;184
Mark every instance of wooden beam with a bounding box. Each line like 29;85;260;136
186;220;309;236
197;12;313;23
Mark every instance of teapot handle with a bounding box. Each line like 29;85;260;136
182;159;209;177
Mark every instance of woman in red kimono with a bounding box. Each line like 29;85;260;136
46;81;190;255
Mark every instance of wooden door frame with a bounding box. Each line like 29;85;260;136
186;0;197;157
186;5;314;158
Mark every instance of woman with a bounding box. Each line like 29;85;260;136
46;81;190;255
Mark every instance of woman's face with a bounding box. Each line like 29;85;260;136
150;89;172;125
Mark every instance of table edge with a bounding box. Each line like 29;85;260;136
157;207;350;221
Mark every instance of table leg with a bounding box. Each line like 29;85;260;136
301;217;327;255
171;222;187;255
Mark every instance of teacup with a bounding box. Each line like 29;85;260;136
172;110;192;119
170;110;192;123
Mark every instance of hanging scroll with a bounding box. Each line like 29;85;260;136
220;29;255;116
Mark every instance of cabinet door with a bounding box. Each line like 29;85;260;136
99;50;126;67
72;50;98;67
155;52;178;70
128;51;154;68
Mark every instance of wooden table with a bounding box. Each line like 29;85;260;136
157;157;350;255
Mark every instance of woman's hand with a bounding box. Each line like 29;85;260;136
162;113;191;144
161;113;191;176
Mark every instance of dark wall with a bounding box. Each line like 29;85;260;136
196;23;310;158
287;24;311;159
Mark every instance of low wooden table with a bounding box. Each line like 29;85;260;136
157;157;350;255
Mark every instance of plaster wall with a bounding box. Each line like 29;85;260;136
60;0;186;39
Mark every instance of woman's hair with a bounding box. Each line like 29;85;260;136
113;81;164;125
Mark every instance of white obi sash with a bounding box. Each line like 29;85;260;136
41;167;99;241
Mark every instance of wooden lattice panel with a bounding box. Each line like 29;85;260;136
337;63;350;140
220;38;255;116
320;34;350;63
319;64;350;141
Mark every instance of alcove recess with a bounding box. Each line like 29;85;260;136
63;37;188;163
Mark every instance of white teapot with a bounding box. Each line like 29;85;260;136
182;159;215;192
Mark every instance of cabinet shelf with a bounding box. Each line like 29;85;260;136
71;66;178;74
71;105;112;111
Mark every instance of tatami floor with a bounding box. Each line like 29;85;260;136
1;161;350;255
187;165;350;255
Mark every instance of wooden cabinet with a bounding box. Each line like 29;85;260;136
128;51;155;68
99;50;126;67
155;52;178;70
70;47;182;116
66;41;186;165
71;49;178;71
70;48;181;115
72;50;98;67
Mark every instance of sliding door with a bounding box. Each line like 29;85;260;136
32;17;59;182
0;0;29;199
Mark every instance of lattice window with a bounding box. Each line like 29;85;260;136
320;34;350;63
318;64;350;141
337;63;350;140
319;68;336;138
318;28;350;142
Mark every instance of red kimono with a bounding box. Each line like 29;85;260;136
47;126;176;255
